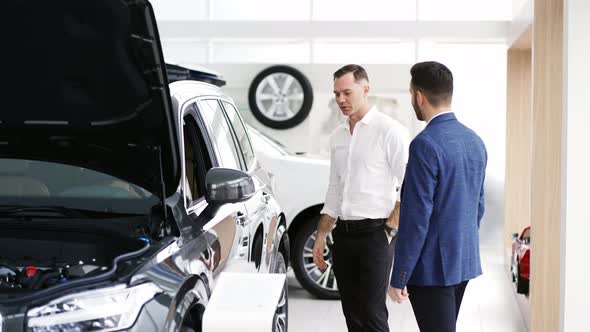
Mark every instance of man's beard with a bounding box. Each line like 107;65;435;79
412;92;425;121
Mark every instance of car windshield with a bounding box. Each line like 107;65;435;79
0;159;159;215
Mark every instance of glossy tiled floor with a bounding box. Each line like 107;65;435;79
288;190;529;332
288;248;527;332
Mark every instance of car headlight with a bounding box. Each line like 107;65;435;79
27;282;162;332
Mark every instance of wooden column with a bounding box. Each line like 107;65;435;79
504;48;532;251
530;0;564;331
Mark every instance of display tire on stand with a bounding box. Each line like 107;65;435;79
248;65;313;130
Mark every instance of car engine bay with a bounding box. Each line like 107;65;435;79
0;225;148;292
0;260;107;290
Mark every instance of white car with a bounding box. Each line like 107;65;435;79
247;126;339;299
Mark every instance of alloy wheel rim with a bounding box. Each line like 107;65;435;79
274;261;288;332
255;72;305;122
302;231;338;292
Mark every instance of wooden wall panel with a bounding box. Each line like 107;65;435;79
530;0;564;331
504;49;532;251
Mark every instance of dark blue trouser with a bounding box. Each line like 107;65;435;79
407;280;469;332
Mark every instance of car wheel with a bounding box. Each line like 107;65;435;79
179;313;198;332
516;264;529;295
291;217;340;299
272;252;288;332
248;65;313;130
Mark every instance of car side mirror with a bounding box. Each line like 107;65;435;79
512;233;519;240
205;167;255;205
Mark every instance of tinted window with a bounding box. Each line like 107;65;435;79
223;101;255;169
199;100;242;170
183;115;209;202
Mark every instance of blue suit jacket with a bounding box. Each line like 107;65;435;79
390;113;487;288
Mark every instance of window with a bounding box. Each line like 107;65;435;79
222;102;255;170
417;0;511;21
150;0;208;20
199;99;242;170
211;40;311;64
312;0;416;21
182;114;210;203
312;40;415;64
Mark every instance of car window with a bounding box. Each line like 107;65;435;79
182;114;210;204
199;99;243;170
521;228;531;243
247;125;288;157
223;101;256;170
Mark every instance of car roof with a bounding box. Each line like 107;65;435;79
169;80;234;105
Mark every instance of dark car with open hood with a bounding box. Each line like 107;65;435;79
0;1;289;331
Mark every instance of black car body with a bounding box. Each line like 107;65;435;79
0;1;288;331
166;64;226;87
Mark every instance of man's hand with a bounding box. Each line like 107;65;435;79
312;232;328;270
388;286;409;304
386;201;401;230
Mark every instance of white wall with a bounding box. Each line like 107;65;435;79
418;42;508;185
562;0;590;330
198;63;419;156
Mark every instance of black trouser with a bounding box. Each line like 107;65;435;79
331;219;395;332
407;280;469;332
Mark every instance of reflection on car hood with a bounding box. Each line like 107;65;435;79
1;0;180;198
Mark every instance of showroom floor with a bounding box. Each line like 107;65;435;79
288;246;528;332
288;189;529;332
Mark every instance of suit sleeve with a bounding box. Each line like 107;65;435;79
390;136;438;289
477;149;488;228
385;126;410;202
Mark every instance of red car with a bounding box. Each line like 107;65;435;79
511;226;531;294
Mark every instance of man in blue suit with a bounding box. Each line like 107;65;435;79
388;61;487;332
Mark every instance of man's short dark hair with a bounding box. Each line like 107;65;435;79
333;64;369;83
410;61;453;107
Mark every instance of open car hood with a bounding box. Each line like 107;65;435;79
1;0;180;198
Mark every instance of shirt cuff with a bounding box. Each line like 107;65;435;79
320;207;337;220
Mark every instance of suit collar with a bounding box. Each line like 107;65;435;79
427;112;456;126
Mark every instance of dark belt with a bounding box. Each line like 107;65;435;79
335;218;386;233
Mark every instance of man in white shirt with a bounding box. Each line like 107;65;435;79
313;64;409;332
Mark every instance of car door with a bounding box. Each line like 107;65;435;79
220;100;279;272
195;99;257;272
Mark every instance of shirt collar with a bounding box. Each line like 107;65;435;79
360;106;378;124
427;110;453;125
342;106;378;131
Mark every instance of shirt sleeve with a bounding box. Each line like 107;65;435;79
385;126;410;202
390;135;438;289
320;134;341;219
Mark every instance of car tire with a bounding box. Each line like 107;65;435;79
248;65;313;130
272;251;288;332
516;264;529;295
291;217;340;299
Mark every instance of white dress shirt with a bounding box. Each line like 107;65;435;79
320;106;410;220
